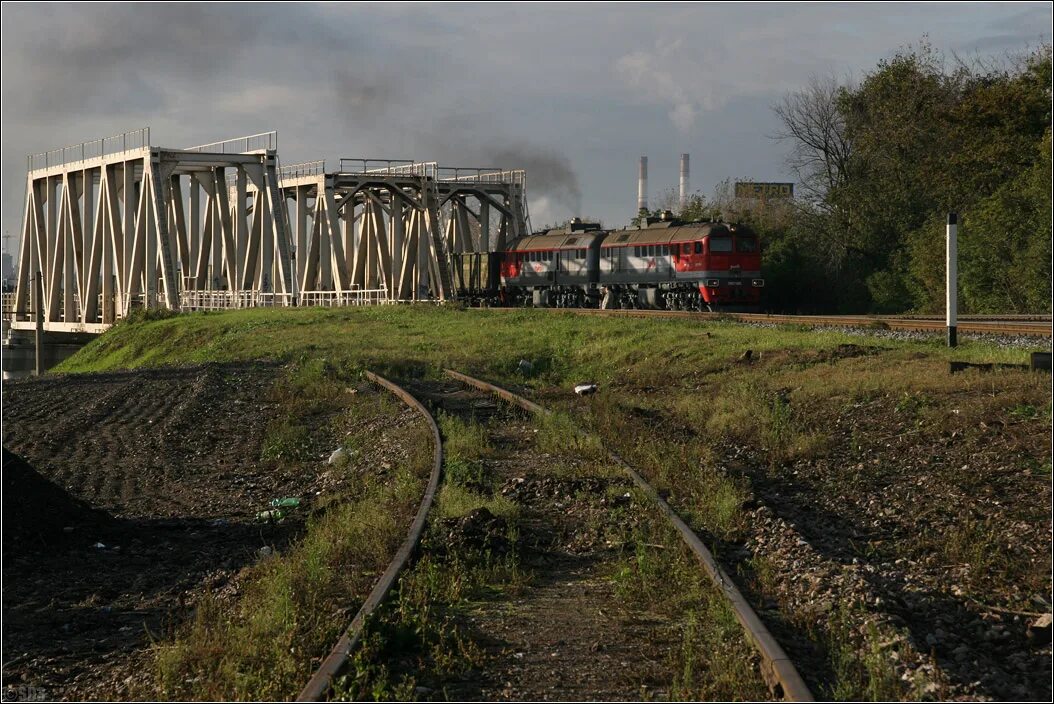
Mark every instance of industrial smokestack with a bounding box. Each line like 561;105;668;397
679;154;690;211
637;156;648;212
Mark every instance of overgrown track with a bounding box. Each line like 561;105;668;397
297;371;444;702
444;369;816;702
512;308;1052;337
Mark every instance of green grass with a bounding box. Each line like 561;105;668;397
611;503;769;701
57;307;1037;378
146;369;434;700
438;411;494;460
340;413;528;700
54;306;1051;700
154;464;425;699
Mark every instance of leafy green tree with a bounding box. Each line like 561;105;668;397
772;40;1051;313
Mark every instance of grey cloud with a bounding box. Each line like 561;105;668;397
332;69;404;124
1;3;1049;248
1;4;265;117
480;144;582;214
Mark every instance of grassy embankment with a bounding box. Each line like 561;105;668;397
60;306;1051;699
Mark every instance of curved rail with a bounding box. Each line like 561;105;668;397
297;370;443;701
443;369;815;702
492;308;1052;338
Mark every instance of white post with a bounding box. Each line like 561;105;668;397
946;212;957;347
637;156;648;213
679;153;689;212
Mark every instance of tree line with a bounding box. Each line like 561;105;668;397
653;41;1051;314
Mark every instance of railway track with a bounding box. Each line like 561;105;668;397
496;307;1052;338
302;369;814;700
298;371;444;701
442;369;814;702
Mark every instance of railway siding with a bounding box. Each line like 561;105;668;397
444;370;814;701
525;355;1052;700
298;371;444;701
342;376;770;700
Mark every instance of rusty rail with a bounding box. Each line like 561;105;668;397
297;370;443;701
494;308;1052;338
443;369;815;702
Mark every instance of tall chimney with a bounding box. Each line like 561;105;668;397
637;156;648;212
679;153;690;211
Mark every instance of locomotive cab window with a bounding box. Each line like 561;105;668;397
709;236;733;253
694;241;702;254
736;237;758;253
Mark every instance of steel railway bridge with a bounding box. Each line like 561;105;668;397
4;128;529;334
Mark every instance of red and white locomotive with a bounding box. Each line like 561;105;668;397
497;214;764;310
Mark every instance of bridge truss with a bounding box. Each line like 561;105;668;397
7;129;530;333
279;159;528;302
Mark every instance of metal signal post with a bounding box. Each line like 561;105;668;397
946;212;958;347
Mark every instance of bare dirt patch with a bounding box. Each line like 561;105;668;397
1;363;351;700
729;383;1052;700
560;359;1051;700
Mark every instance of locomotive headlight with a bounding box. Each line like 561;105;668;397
706;278;720;287
752;279;765;287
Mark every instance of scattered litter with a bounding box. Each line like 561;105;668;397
256;509;285;523
517;359;534;375
270;497;301;509
257;546;274;559
208;518;229;528
1027;613;1052;644
91;542;107;549
574;383;598;396
739;349;754;362
328;448;348;465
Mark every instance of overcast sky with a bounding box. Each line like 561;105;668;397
1;2;1050;252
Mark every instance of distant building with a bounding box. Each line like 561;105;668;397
2;253;14;290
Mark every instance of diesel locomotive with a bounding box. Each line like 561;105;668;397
449;213;764;311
